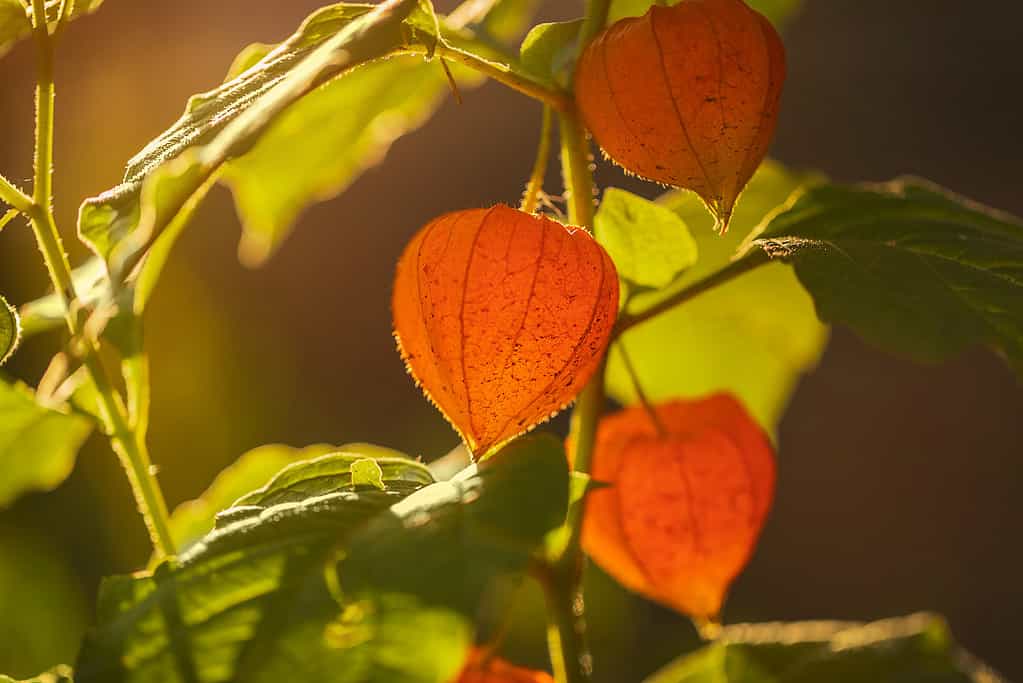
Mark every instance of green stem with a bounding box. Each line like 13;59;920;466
613;250;771;337
540;563;591;683
405;43;573;111
25;1;176;560
575;0;611;58
558;108;595;228
0;173;33;214
520;106;553;213
540;104;601;682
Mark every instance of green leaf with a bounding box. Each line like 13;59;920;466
18;258;107;337
0;525;86;679
0;666;74;683
606;161;829;432
748;178;1023;378
0;0;104;57
75;470;466;682
518;20;581;86
595;187;698;289
341;433;569;615
222;56;449;266
606;0;802;30
0;294;19;366
0;380;92;507
232;446;432;509
644;613;1005;683
165;443;339;552
77;0;424;281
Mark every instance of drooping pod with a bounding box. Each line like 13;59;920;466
579;394;775;620
393;205;619;457
574;0;786;232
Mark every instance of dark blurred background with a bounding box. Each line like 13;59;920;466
1;0;1021;680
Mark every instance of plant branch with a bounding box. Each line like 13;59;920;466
539;104;602;683
521;106;553;213
0;173;33;214
404;43;572;111
558;108;595;228
24;1;176;560
613;249;771;337
575;0;611;59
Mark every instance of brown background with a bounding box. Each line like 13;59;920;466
0;0;1021;680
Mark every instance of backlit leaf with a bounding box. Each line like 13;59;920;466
645;613;1005;683
518;20;581;87
223;56;448;265
0;526;86;679
606;161;828;432
77;0;424;281
748;178;1023;378
0;380;92;507
0;0;104;57
393;205;619;457
581;395;774;620
165;443;338;552
595;187;698;289
231;447;431;509
0;295;19;366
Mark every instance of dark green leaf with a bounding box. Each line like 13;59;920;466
748;178;1023;378
606;0;803;30
165;443;339;552
645;613;1005;683
341;433;569;615
0;0;104;57
0;380;92;507
518;20;581;86
595;187;698;289
0;294;19;365
76;473;465;682
606;161;828;432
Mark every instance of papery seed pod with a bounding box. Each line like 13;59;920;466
393;205;619;458
580;394;775;620
454;648;554;683
574;0;786;232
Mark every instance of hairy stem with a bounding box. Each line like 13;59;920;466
404;43;573;111
521;106;553;213
613;249;771;337
25;1;176;559
0;173;33;214
542;104;601;682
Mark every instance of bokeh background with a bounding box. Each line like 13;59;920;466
1;0;1021;679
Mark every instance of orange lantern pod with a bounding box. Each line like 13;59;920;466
580;394;775;621
574;0;786;232
393;205;619;457
454;648;554;683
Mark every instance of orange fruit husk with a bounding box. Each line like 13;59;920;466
575;0;786;232
393;205;619;458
